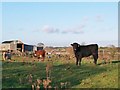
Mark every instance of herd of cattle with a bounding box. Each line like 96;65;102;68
2;43;100;66
2;42;117;65
33;43;99;66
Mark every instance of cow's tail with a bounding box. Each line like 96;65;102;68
95;44;98;59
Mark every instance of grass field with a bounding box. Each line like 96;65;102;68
1;56;120;89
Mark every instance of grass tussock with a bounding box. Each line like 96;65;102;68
2;56;119;89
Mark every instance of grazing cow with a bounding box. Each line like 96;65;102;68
71;43;98;66
34;50;46;61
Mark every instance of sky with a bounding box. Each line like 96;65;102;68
1;1;118;47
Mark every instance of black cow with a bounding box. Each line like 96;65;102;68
71;43;98;66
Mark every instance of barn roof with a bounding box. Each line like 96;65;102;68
2;41;13;43
2;40;23;44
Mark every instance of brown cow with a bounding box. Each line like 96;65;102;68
34;50;46;61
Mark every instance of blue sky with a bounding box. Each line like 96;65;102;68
1;2;118;47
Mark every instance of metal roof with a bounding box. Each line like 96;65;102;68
2;40;23;44
2;41;13;43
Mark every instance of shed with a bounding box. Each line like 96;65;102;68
0;40;44;52
0;40;24;52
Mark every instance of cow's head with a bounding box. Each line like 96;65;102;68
71;43;80;51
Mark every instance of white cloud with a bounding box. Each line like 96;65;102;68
95;15;104;22
41;24;85;34
62;24;85;34
42;25;59;33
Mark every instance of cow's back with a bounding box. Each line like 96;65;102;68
80;44;98;51
87;44;98;52
79;44;98;57
35;50;45;57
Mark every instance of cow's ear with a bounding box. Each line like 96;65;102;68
71;44;73;46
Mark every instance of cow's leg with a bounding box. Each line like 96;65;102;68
93;54;98;65
76;57;81;66
42;54;45;61
42;57;44;61
76;57;79;66
79;58;82;66
38;57;40;61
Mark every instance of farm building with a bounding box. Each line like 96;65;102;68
0;40;24;52
0;40;43;52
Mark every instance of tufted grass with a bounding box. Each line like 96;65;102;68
2;56;119;89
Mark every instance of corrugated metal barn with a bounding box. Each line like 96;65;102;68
0;40;43;52
24;44;33;52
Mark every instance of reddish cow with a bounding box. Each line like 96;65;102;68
34;50;46;61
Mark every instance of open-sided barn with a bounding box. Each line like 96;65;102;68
0;40;24;52
0;40;43;52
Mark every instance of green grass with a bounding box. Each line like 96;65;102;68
72;63;118;88
2;56;119;89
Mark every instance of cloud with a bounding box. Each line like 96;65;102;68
33;29;40;32
95;15;104;22
71;30;84;34
42;25;59;33
62;24;85;34
41;23;86;34
82;16;89;23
